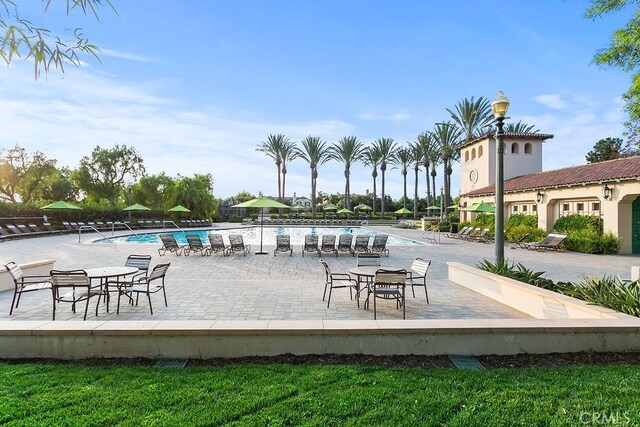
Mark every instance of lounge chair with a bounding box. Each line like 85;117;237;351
301;234;319;257
320;259;357;308
406;258;431;301
184;234;211;256
4;262;52;315
5;224;21;234
319;235;337;257
229;234;251;256
158;234;186;256
523;233;567;252
0;226;12;239
336;234;353;256
208;234;230;256
274;234;293;256
446;226;470;239
459;227;481;241
351;235;370;256
508;233;531;249
370;235;389;257
467;228;490;243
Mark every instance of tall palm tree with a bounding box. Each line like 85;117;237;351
371;137;397;219
505;121;539;133
363;145;382;215
392;146;412;210
431;122;462;216
417;132;435;208
296;136;331;218
328;136;365;210
279;139;298;202
446;96;494;143
409;141;423;220
256;134;286;200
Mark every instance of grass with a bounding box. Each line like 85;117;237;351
1;363;640;426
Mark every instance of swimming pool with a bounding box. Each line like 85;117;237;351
96;226;421;246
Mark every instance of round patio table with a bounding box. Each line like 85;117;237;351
84;266;139;313
349;266;404;309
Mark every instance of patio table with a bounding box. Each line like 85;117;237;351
84;266;138;313
349;266;404;309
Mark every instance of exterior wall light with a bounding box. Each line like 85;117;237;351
603;184;612;200
536;191;543;203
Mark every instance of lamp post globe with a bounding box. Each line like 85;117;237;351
491;91;509;264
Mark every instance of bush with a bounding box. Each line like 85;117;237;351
554;214;602;234
506;225;547;243
476;259;556;290
507;213;537;228
559;276;640;317
473;213;494;227
563;230;620;254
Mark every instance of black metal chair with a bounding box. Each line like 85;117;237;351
318;235;337;257
336;234;353;256
301;234;319;257
370;269;407;319
50;269;101;320
228;235;251;256
274;235;293;256
406;258;431;301
4;262;51;315
116;263;171;315
370;235;390;257
320;259;358;308
158;234;186;256
184;234;211;256
356;253;381;267
351;235;370;256
208;234;230;256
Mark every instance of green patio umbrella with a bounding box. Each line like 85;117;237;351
426;205;441;210
41;201;82;210
290;204;305;211
354;203;372;211
123;203;151;211
322;203;338;210
337;208;353;215
447;204;459;210
231;197;290;255
460;201;495;213
394;207;412;215
168;205;191;213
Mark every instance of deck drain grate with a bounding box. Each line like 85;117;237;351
154;359;188;369
447;355;485;370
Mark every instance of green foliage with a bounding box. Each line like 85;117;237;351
585;137;636;163
560;275;640;317
505;225;547;243
472;212;494;227
476;260;556;290
563;229;621;254
0;145;57;203
233;190;256;203
170;174;217;220
553;214;603;234
507;213;538;228
130;173;175;210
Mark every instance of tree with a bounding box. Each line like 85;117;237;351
0;0;113;79
585;137;636;162
40;167;78;202
370;138;397;219
169;174;217;220
417;132;435;208
234;190;256;203
446;97;494;143
74;144;145;205
0;144;56;202
409;142;423;219
392;146;412;210
431;122;462;216
586;0;640;144
130;173;176;209
363;145;382;215
256;134;286;201
504;121;539;133
328;136;365;210
296;136;331;218
279;138;298;202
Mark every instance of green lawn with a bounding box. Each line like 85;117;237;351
1;363;639;426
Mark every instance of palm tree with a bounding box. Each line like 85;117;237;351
256;134;286;200
392;146;412;210
431;122;462;216
328;136;365;210
446;96;494;143
505;121;539;133
279;139;298;202
409;141;423;220
363;145;382;215
295;136;331;218
417;132;435;208
371;137;397;219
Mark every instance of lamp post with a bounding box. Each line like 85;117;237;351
440;185;444;221
491;91;510;264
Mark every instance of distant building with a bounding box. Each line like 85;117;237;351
217;197;246;220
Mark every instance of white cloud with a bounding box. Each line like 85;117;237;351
99;48;156;63
533;94;568;110
358;109;411;122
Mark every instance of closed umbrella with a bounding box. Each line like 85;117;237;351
231;197;290;255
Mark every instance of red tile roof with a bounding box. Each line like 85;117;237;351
456;132;554;150
462;156;640;197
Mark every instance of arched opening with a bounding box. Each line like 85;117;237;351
524;143;532;154
471;148;476;160
511;143;519;154
478;145;483;157
465;151;469;162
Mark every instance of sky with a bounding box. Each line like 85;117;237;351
0;0;634;200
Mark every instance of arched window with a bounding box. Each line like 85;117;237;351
478;145;483;157
471;148;476;159
465;151;469;162
511;143;519;154
524;143;532;154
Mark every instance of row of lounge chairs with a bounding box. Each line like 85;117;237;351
287;234;389;257
511;233;567;252
447;226;567;252
0;222;61;240
158;234;251;257
244;218;366;226
138;219;212;228
446;226;492;243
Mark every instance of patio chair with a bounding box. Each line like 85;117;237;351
158;234;186;256
336;234;353;256
0;226;12;239
274;234;293;256
370;269;407;320
351;235;370;256
5;224;21;234
357;252;381;267
116;263;171;315
184;234;211;256
50;269;102;320
467;228;490;243
320;259;358;308
229;234;251;256
370;234;390;257
406;258;431;301
301;234;319;257
523;233;567;252
460;227;481;241
508;233;531;249
445;226;470;239
208;234;230;256
318;235;338;257
4;262;52;315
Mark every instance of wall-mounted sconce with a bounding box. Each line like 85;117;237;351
536;191;543;203
603;184;612;200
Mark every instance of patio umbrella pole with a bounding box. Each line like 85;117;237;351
256;207;267;255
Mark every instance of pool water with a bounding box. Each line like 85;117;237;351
97;226;420;246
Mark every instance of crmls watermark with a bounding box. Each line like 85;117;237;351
579;411;633;425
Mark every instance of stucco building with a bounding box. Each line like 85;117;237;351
459;132;640;254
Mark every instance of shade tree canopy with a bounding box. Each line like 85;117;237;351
0;145;57;203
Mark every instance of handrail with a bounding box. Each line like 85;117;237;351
421;224;441;244
111;222;139;236
162;220;185;233
78;225;110;243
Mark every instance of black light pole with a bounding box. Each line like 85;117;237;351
491;91;510;265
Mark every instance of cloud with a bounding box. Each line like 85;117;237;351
99;48;156;63
533;94;568;110
358;109;411;122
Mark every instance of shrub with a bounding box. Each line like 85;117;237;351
559;276;640;317
563;229;620;254
476;259;556;290
473;213;494;227
554;214;602;234
507;214;537;228
506;225;547;243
